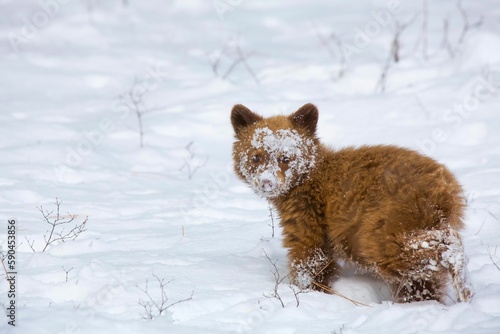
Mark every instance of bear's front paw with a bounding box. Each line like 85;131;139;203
289;249;336;292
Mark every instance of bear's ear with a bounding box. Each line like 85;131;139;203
289;103;318;136
231;104;263;136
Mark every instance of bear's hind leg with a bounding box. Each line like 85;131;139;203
393;276;445;303
387;228;471;303
443;229;473;302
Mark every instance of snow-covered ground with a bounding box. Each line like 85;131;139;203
1;0;500;333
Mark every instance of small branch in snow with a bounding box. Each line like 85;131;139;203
474;217;487;236
262;249;306;308
0;253;9;283
119;78;149;148
312;280;370;306
288;282;306;307
217;34;260;85
27;198;88;252
179;141;208;180
235;40;260;85
333;324;346;334
312;23;337;60
329;33;347;78
25;237;36;252
312;23;347;79
310;258;371;307
487;210;500;224
375;16;416;93
206;38;231;76
374;52;392;93
62;266;73;282
392;15;418;63
421;0;428;61
414;95;431;120
456;0;483;45
262;249;286;308
137;273;193;320
486;245;500;271
413;0;429;61
440;17;455;58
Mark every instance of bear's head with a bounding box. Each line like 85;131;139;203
231;103;319;199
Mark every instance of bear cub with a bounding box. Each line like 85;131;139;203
231;103;472;303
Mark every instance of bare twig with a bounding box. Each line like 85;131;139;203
474;217;487;236
413;0;429;61
262;249;307;307
440;17;455;58
311;258;371;307
486;245;500;271
422;0;428;61
236;41;260;85
137;273;193;320
179;141;208;180
414;95;431;119
221;34;260;85
457;0;483;45
62;266;73;282
312;23;347;78
25;237;36;252
206;38;231;76
263;250;367;307
30;198;88;252
330;33;347;78
312;23;337;60
119;78;147;148
392;16;418;63
375;16;416;93
333;324;346;334
288;282;306;307
262;249;286;308
375;50;393;94
312;281;371;307
0;254;9;283
487;210;500;224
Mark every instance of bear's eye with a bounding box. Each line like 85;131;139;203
251;154;262;164
279;156;290;164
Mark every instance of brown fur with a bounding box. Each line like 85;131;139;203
231;103;472;303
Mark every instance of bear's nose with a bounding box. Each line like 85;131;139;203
261;179;274;191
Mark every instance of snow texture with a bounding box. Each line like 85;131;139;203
1;0;500;333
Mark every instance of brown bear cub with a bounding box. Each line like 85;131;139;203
231;103;472;303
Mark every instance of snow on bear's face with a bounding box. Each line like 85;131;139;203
231;103;319;199
237;127;317;198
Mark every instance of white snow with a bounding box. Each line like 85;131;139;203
1;0;500;333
